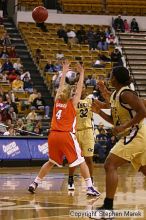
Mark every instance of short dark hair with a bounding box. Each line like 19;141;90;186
112;66;131;85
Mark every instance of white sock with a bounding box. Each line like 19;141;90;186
34;176;42;184
85;178;93;188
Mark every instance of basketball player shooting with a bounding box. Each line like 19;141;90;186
28;60;100;196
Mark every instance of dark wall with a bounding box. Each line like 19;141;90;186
43;0;57;9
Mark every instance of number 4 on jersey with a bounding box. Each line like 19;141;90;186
56;110;62;119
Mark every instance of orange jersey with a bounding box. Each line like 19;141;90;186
51;99;76;133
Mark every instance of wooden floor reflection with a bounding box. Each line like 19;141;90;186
0;164;146;220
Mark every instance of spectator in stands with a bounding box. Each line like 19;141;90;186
76;26;86;44
31;92;50;119
26;109;38;121
13;58;23;71
92;57;106;68
28;88;38;104
0;95;11;122
8;106;17;122
124;19;130;32
131;18;139;33
23;75;33;93
5;95;18;114
1;58;14;73
3;125;16;136
44;60;55;73
106;33;116;46
67;29;77;46
2;0;8;17
16;118;25;131
20;69;31;81
54;60;62;72
98;28;108;51
55;50;64;60
25;119;34;132
94;128;108;163
35;48;44;64
6;90;15;103
111;47;123;67
9;46;17;58
12;75;24;91
1;32;11;46
0;71;7;82
0;87;6;101
57;26;68;44
114;15;125;32
87;27;97;50
0;45;9;58
7;70;17;82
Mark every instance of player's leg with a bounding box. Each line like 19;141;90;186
28;131;63;193
102;153;128;209
28;161;55;193
85;156;94;182
65;132;100;196
68;166;76;190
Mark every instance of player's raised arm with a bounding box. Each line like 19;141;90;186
55;60;70;101
72;63;84;107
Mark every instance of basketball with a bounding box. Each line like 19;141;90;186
32;6;48;23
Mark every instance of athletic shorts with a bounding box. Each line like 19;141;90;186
48;131;85;167
76;128;94;157
110;124;146;171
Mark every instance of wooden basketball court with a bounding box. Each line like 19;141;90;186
0;164;145;220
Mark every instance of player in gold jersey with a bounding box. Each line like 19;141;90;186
91;66;146;216
68;85;95;190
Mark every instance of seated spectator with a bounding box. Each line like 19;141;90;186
92;58;106;68
26;109;38;121
111;47;123;67
54;60;62;72
76;26;86;44
13;58;23;71
9;46;17;58
94;128;108;162
131;18;139;33
3;125;16;136
87;27;97;50
5;95;18;114
28;88;38;104
31;92;50;119
8;106;17;122
20;69;31;80
12;75;24;91
35;48;44;64
16;119;25;135
57;26;68;44
0;71;7;82
124;19;130;32
106;33;116;46
0;95;11;122
98;29;108;51
55;50;64;60
1;58;14;73
23;75;33;93
1;32;11;46
25;119;34;132
67;29;77;45
44;60;55;72
0;45;9;58
7;70;17;82
114;15;125;32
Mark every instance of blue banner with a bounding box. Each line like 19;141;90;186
0;139;31;160
0;138;48;160
28;139;48;160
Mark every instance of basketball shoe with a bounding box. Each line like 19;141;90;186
86;186;101;197
28;182;38;193
68;176;75;190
